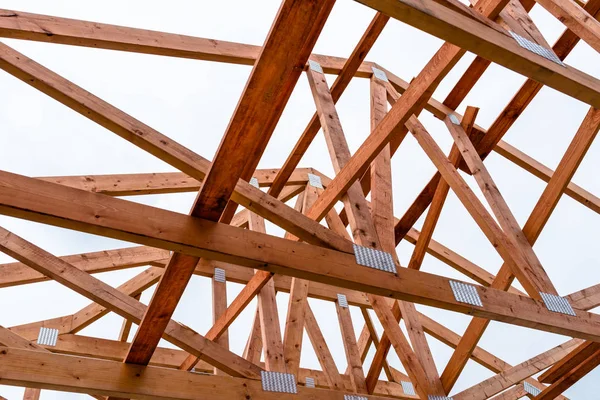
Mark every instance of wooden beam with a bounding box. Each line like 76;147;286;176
494;140;600;215
243;308;263;365
10;267;163;340
534;0;600;53
0;346;397;400
392;0;600;242
0;9;372;76
0;41;353;257
126;0;334;365
118;293;141;342
268;12;389;197
474;0;600;161
249;212;286;372
182;187;308;373
567;283;600;312
369;297;437;398
452;339;580;399
490;385;527;400
357;308;396;382
0;246;167;288
442;0;550;111
534;346;600;399
304;304;346;391
31;333;415;398
369;74;394;256
335;299;368;393
179;270;273;371
0;226;262;378
355;0;600;106
39;169;310;196
444;116;557;295
3;172;600;341
305;0;516;226
212;266;229;375
407;107;479;271
0;328;46;400
22;389;40;400
8;271;551;396
282;184;316;378
440;106;600;392
538;341;599;384
407;116;556;298
307;63;442;396
0;326;47;351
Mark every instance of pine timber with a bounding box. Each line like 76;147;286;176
440;106;600;392
2;172;600;342
2;0;600;397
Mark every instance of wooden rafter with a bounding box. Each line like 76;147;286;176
2;0;600;398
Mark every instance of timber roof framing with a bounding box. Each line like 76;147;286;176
0;0;599;399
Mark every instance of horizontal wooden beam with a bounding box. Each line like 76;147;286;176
39;169;310;196
9;262;548;393
0;346;395;400
3;171;600;342
0;246;167;288
41;334;417;399
0;9;373;77
30;167;526;298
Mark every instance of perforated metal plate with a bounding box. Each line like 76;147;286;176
307;173;324;189
371;66;389;82
261;371;297;393
37;327;59;346
337;293;349;308
448;114;461;125
524;381;542;396
305;377;315;388
428;396;453;400
249;177;260;188
344;395;368;400
353;244;396;274
308;60;324;74
214;268;226;283
450;280;483;307
509;31;565;66
540;292;576;316
400;381;416;396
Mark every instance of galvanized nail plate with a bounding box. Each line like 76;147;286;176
450;280;483;307
371;66;389;82
337;293;349;308
353;244;396;274
307;173;323;189
401;381;416;396
261;371;297;393
308;60;324;74
214;268;226;283
524;381;542;396
540;292;576;316
37;327;59;347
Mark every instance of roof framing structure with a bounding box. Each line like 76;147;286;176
0;0;599;398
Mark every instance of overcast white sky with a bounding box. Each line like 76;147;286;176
1;0;600;398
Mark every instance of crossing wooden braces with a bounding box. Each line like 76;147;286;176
0;0;599;399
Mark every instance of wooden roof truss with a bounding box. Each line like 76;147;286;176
0;0;600;398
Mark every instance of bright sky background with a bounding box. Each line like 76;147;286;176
1;0;600;398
